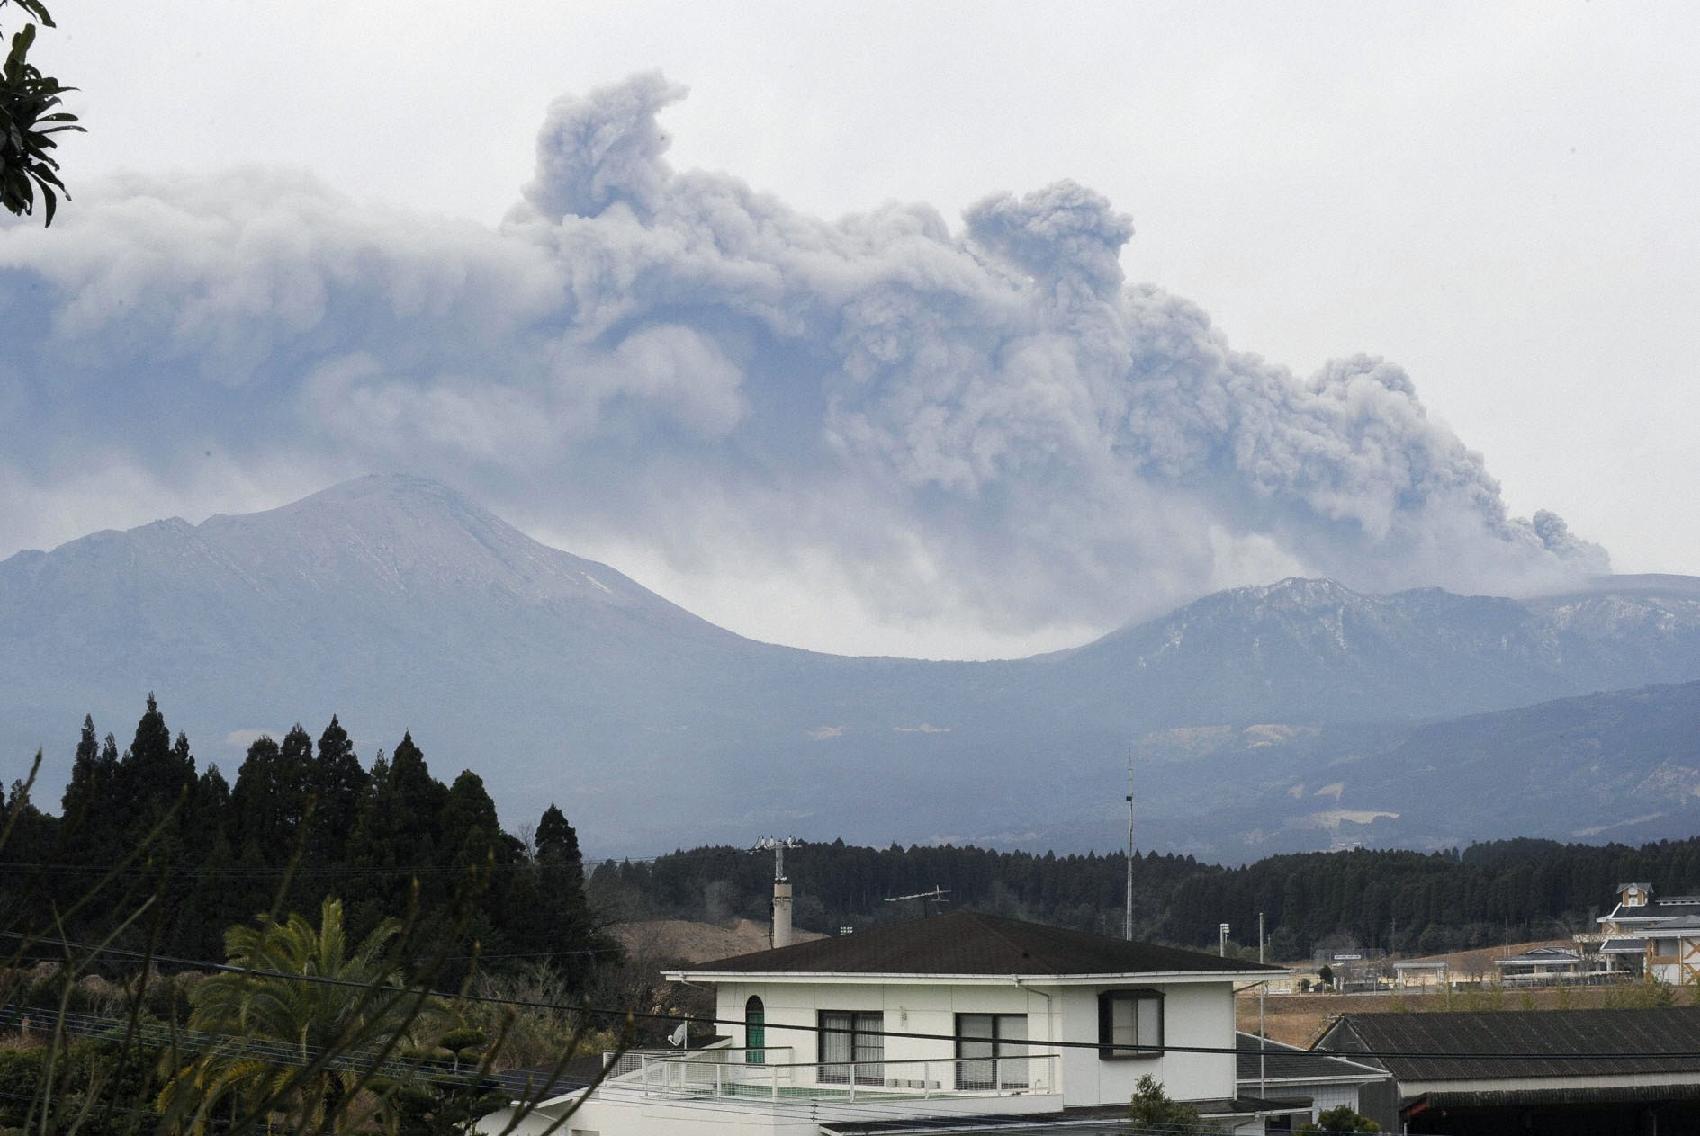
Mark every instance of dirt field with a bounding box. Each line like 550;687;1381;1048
612;918;825;963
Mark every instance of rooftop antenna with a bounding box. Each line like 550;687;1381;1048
884;885;951;916
1124;752;1135;942
752;835;801;881
752;836;802;948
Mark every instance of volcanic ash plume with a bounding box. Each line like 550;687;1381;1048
0;72;1607;645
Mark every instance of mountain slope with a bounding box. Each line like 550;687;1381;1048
1123;680;1700;859
3;475;1699;857
1044;577;1700;728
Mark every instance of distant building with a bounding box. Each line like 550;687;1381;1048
1597;881;1700;984
1316;1008;1700;1135
1391;959;1449;990
1313;947;1388;993
1236;1033;1388;1130
1493;946;1584;984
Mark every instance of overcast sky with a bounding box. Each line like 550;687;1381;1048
6;0;1697;658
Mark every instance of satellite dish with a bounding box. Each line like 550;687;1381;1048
668;1023;689;1048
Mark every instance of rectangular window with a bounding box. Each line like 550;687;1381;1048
956;1013;1029;1089
1098;989;1163;1059
818;1011;884;1085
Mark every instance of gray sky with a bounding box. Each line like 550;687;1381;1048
9;0;1698;657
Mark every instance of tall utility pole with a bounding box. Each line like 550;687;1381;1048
1124;754;1135;941
752;836;801;948
1258;912;1268;1098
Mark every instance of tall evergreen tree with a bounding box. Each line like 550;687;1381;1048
380;732;448;866
116;696;197;845
57;714;122;865
277;724;316;839
344;736;448;937
526;804;606;982
441;771;501;870
308;715;367;863
536;805;584;890
231;735;287;861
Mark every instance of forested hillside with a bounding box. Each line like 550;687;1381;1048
590;836;1700;960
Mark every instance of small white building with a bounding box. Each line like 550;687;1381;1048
1236;1033;1389;1126
481;911;1293;1135
1492;946;1585;985
1392;959;1450;990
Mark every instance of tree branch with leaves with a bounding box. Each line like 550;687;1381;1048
1;0;81;225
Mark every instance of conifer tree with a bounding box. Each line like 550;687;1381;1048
381;732;448;866
57;713;122;864
231;735;285;861
442;770;501;870
308;715;367;862
527;804;607;982
344;736;448;936
277;723;316;837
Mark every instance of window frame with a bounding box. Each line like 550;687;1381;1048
745;995;765;1065
954;1012;1029;1089
1097;987;1164;1060
817;1010;884;1085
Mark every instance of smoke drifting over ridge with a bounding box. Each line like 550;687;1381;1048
0;73;1605;651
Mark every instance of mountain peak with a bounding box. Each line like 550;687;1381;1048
188;474;694;617
221;473;493;527
1240;577;1360;605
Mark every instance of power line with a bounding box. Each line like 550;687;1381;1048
9;931;1700;1066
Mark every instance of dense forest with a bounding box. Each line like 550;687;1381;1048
10;697;1700;970
1;696;611;981
589;835;1700;961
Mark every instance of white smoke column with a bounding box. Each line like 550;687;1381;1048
0;73;1606;649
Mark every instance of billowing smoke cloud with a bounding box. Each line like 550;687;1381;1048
0;73;1606;652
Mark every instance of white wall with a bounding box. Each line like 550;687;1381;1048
716;980;1054;1085
716;978;1238;1108
1052;981;1237;1105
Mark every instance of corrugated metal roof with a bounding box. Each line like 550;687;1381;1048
1236;1032;1387;1083
685;911;1282;976
1323;1008;1700;1082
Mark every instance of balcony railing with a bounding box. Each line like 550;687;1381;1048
619;1051;1058;1102
601;1046;795;1080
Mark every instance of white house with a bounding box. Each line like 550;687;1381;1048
480;911;1294;1135
1596;881;1700;985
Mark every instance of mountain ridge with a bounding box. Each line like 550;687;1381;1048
4;474;1699;857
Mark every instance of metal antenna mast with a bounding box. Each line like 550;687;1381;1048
1124;752;1135;941
752;835;801;881
752;836;802;948
884;886;951;917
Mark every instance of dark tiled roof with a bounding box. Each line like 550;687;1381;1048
685;911;1282;976
1236;1032;1387;1083
1322;1009;1700;1082
1495;948;1581;965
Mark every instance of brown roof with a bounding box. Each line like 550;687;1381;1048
682;911;1282;976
